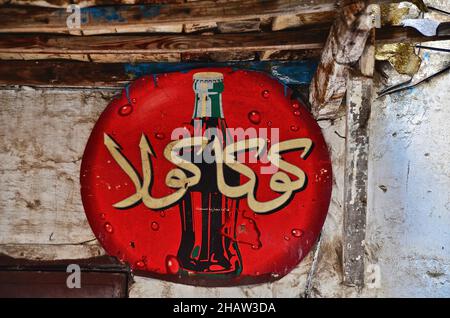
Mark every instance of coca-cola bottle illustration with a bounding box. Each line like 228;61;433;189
176;72;242;275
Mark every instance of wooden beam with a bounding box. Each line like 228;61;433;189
0;1;337;35
342;31;375;288
0;59;318;88
0;61;128;87
309;1;373;119
271;10;337;31
0;24;448;63
181;51;257;62
0;29;330;59
0;1;184;8
307;4;437;119
0;1;407;35
376;23;450;44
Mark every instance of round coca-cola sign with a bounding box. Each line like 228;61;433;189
80;68;332;286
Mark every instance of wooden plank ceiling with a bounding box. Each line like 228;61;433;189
0;0;448;86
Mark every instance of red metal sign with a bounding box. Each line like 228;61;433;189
81;68;332;286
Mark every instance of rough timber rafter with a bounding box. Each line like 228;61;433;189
0;0;406;35
0;59;319;88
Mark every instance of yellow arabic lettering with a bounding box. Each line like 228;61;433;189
104;133;313;213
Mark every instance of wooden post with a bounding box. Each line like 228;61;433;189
309;1;373;119
342;31;374;287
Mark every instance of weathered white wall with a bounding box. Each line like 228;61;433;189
365;44;450;298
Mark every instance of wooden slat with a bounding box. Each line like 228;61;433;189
181;51;257;62
0;60;129;87
1;25;448;63
271;11;337;31
0;1;184;8
259;49;322;61
0;243;106;260
0;271;128;297
309;1;373;119
0;88;113;256
183;22;217;33
0;0;406;35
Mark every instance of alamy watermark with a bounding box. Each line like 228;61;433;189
66;264;81;289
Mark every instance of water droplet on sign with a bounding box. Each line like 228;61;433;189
166;255;180;274
261;90;270;98
290;125;299;132
284;235;290;241
131;98;137;104
155;132;165;140
160;211;166;217
100;213;106;220
267;121;272;127
291;101;300;109
293;110;301;116
248;111;261;125
151;221;159;231
104;222;113;233
291;229;303;238
118;104;133;116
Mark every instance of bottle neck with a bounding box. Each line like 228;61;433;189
193;91;224;119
